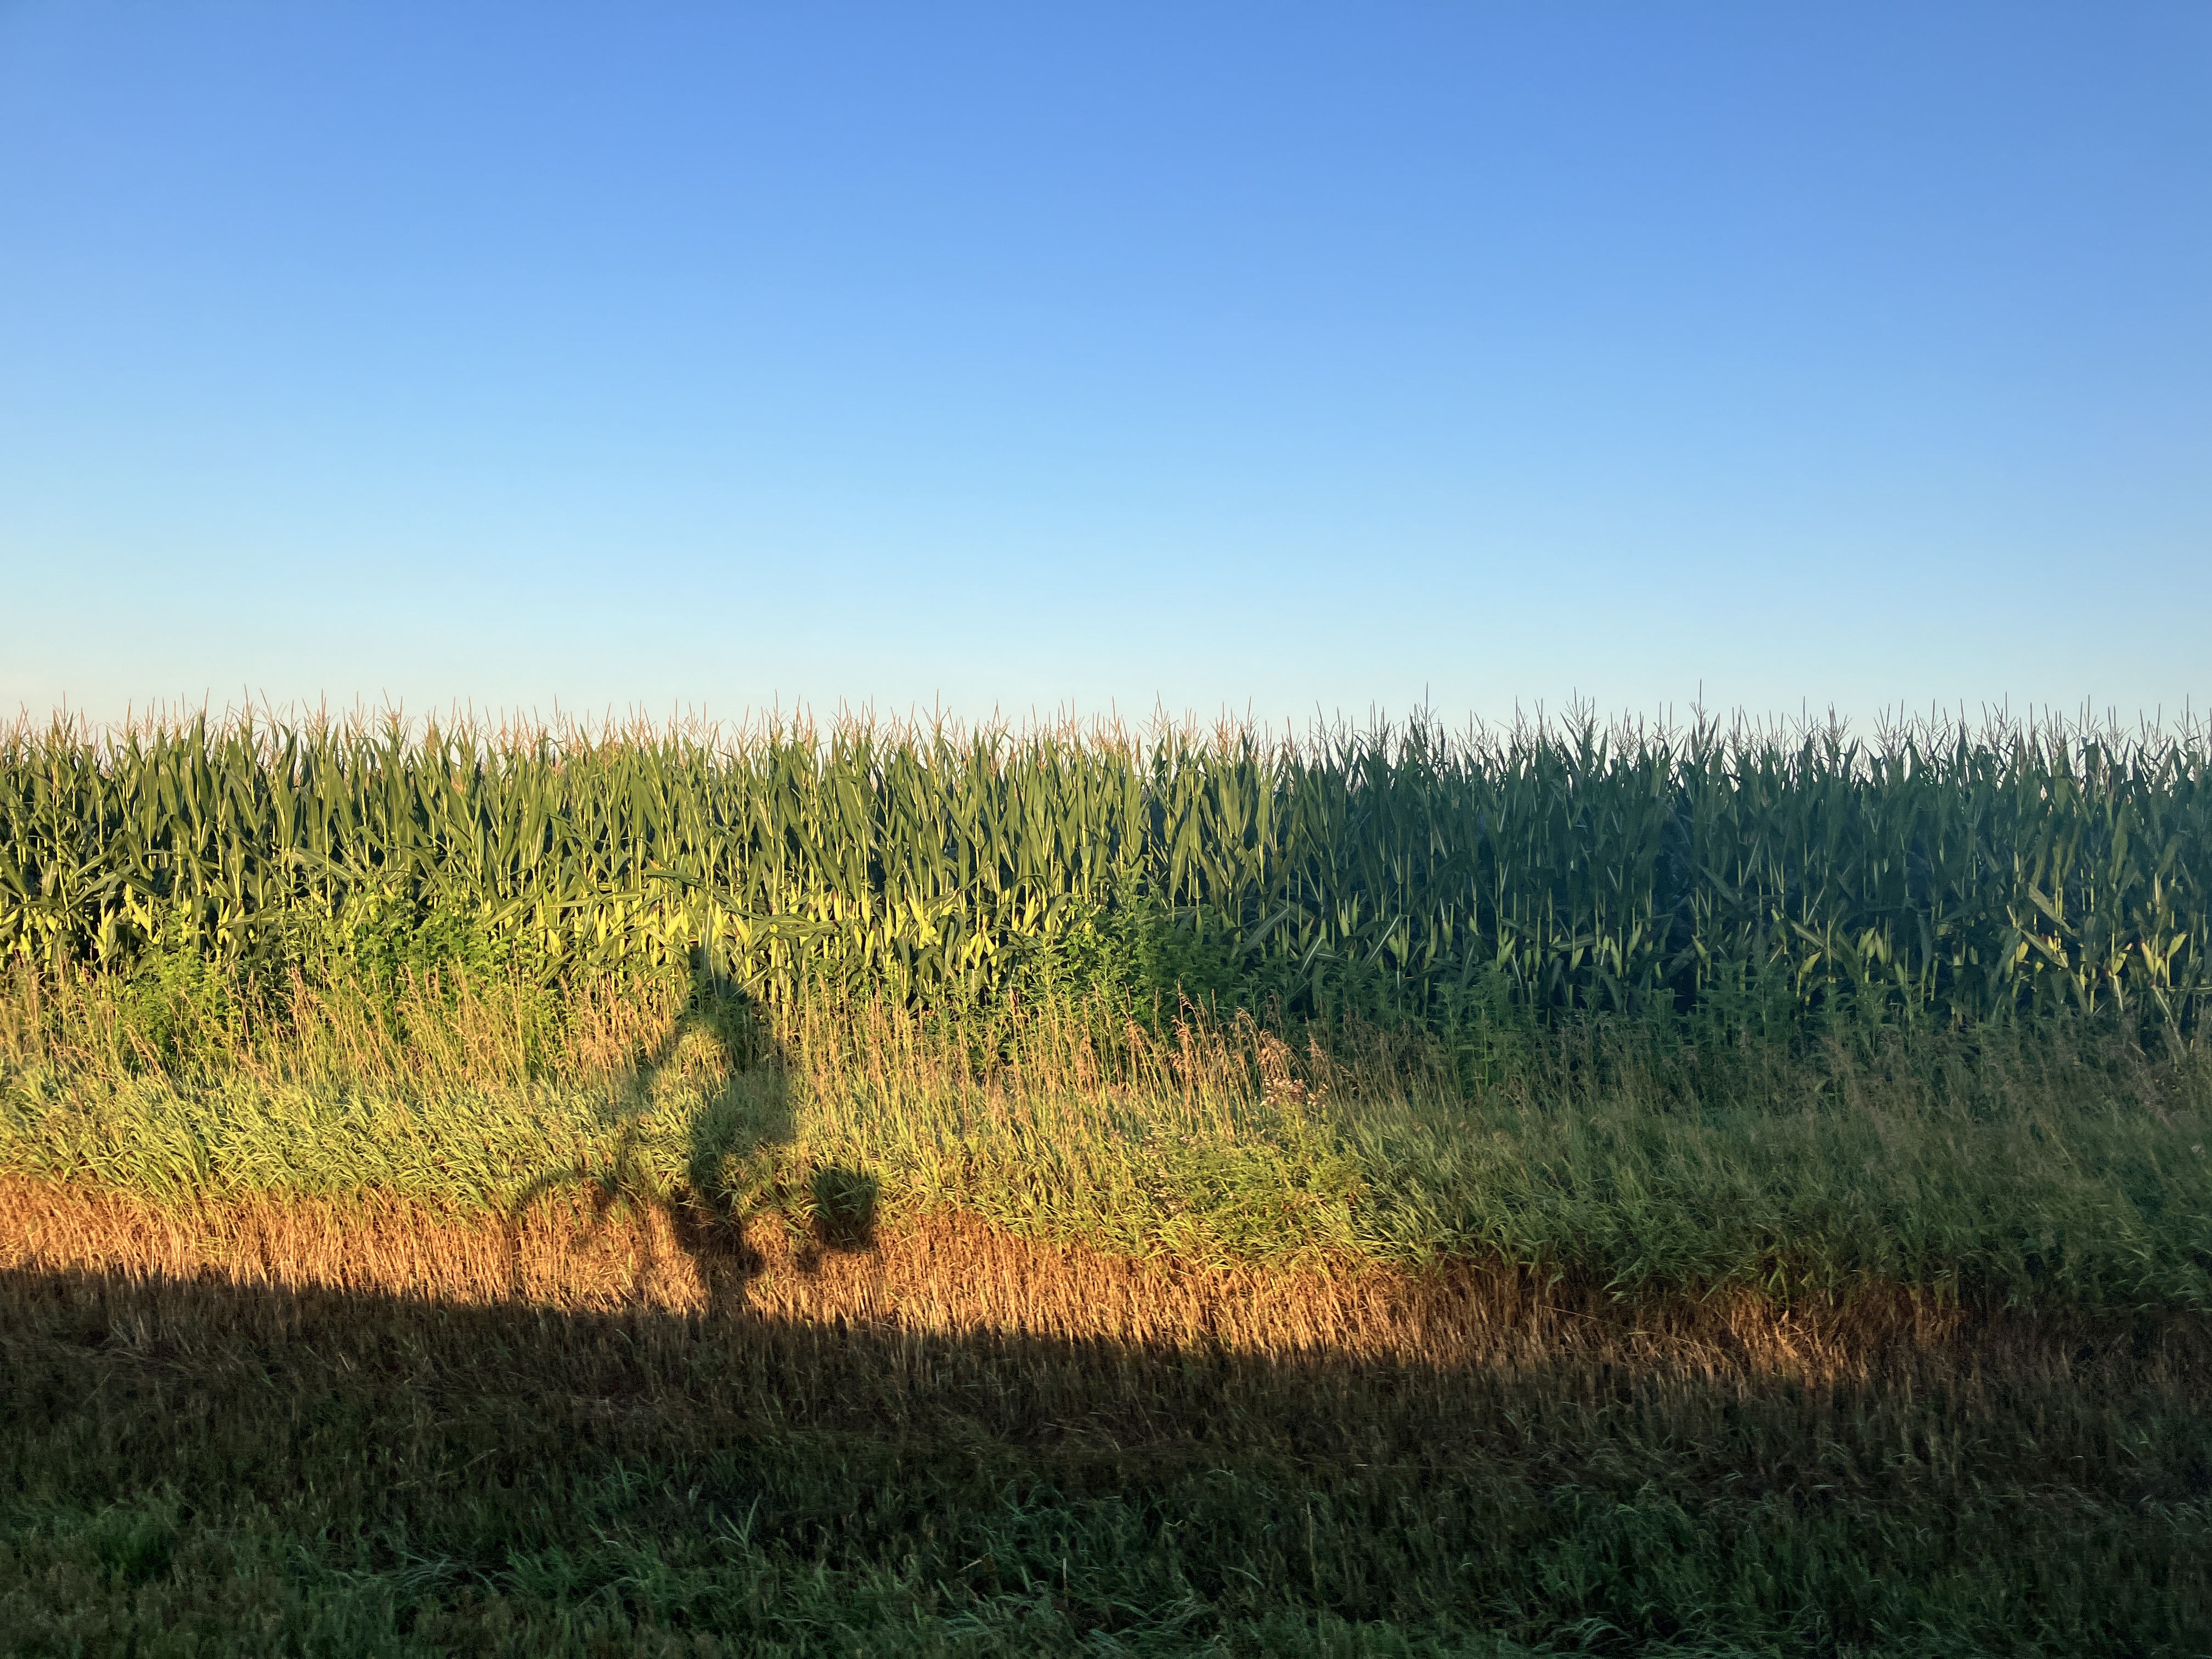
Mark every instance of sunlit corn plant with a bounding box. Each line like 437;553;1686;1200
2;705;2206;1032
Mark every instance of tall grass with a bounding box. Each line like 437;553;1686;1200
8;962;2207;1310
9;979;2211;1649
5;706;2207;1029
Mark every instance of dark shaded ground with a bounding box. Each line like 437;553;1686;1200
3;1255;2210;1657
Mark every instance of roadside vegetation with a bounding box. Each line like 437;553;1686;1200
2;709;2208;1654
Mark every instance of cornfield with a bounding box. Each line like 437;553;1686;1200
3;708;2207;1028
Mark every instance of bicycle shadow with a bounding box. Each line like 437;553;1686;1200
504;953;879;1318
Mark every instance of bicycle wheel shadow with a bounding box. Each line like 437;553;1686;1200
504;952;879;1319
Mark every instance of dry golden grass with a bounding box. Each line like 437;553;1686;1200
15;1173;2208;1399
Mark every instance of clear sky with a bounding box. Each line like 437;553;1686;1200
3;3;2207;732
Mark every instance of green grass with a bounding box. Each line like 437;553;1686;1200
7;983;2209;1310
4;944;2210;1651
5;1257;2209;1656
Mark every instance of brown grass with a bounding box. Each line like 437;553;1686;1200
10;1173;2206;1400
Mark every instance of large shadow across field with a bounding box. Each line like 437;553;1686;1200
5;1236;2212;1654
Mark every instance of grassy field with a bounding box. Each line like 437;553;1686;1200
7;963;2211;1305
3;712;2210;1654
5;967;2212;1654
7;1214;2209;1657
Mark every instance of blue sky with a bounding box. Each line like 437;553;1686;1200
3;3;2207;731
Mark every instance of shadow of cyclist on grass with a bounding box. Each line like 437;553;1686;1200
504;949;877;1318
